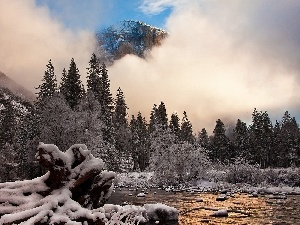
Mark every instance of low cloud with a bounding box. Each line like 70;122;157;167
1;0;300;133
0;0;96;91
110;1;300;132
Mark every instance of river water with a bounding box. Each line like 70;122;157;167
107;188;300;225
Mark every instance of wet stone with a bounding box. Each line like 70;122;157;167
200;219;210;223
212;209;228;217
216;194;228;201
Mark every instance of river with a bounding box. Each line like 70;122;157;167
107;187;300;225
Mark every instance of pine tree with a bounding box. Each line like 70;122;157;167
157;102;168;129
196;128;209;149
272;120;283;167
99;63;113;112
248;109;273;168
60;58;85;109
36;59;58;101
149;102;168;132
130;112;150;171
208;119;233;163
113;87;131;161
180;111;194;143
60;68;67;89
149;104;158;133
279;111;300;167
114;87;128;128
232;119;249;160
86;53;101;102
169;112;180;140
99;63;115;145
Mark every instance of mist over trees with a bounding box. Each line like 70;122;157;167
0;54;300;183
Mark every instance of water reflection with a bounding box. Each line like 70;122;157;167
107;188;300;224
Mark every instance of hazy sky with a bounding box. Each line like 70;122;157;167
1;0;300;132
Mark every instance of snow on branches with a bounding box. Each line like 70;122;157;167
0;143;115;225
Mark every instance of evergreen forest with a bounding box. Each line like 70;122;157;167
0;54;299;185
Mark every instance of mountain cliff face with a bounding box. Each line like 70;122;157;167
0;71;36;101
96;20;168;62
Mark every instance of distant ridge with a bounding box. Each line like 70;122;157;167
0;71;36;101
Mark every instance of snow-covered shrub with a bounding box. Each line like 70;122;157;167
261;167;300;187
225;158;263;185
279;167;300;186
205;168;227;183
114;172;154;188
150;142;211;186
263;168;281;185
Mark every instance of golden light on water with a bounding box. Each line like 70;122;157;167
176;193;272;225
109;189;300;225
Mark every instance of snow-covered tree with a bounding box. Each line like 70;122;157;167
232;119;250;160
36;59;58;101
76;92;120;171
272;120;283;167
76;92;104;158
208;119;234;163
113;88;131;161
271;111;300;167
86;53;101;102
113;87;128;128
169;112;180;140
248;109;273;168
196;128;209;149
149;102;168;133
37;93;79;151
0;98;16;148
99;63;115;145
130;112;150;171
0;143;19;182
149;126;176;182
280;111;300;166
149;104;158;133
180;111;194;143
60;58;85;109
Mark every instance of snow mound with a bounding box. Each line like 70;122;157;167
144;203;178;221
103;203;178;223
212;209;228;217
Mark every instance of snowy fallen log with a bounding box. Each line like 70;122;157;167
0;143;116;225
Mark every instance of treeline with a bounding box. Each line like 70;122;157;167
0;54;299;182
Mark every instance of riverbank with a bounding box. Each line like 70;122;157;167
107;186;300;224
110;170;300;224
114;170;300;195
